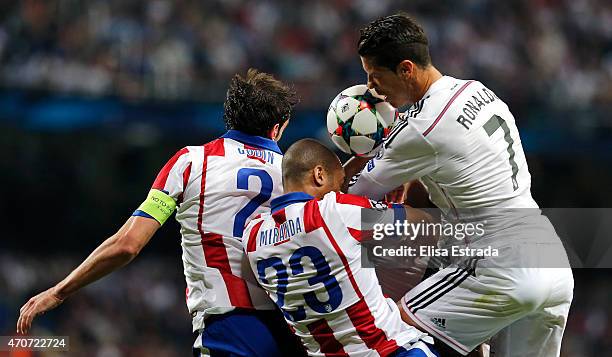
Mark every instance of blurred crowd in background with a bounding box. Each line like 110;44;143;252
0;0;611;112
0;254;191;356
1;0;611;356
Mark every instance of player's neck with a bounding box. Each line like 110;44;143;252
413;66;443;102
284;185;324;200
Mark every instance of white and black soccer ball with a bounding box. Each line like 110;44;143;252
326;85;397;156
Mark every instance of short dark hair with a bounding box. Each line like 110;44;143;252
223;68;298;137
358;13;431;71
282;139;341;187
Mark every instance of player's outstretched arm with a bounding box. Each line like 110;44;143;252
341;156;370;192
16;216;160;334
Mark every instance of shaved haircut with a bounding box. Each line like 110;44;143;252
282;139;342;186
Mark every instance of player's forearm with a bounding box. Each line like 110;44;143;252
342;156;370;192
53;229;139;300
50;216;159;300
404;206;434;224
404;206;439;244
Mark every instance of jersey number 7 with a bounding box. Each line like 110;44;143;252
484;115;519;190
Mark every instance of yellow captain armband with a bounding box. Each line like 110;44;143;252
136;189;177;225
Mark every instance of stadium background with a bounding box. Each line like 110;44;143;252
0;0;610;356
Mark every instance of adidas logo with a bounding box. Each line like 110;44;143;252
431;317;446;329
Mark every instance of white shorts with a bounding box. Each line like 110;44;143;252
399;215;574;356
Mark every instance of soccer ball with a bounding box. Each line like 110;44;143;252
326;85;397;156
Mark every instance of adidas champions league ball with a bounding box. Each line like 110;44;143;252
326;84;397;156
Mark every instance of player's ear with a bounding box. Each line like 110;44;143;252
274;120;290;142
268;123;280;140
313;165;325;187
396;60;414;79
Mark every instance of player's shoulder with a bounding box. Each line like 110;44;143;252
428;76;504;118
408;76;481;121
184;136;244;159
381;78;467;150
161;141;224;173
159;146;196;170
388;77;490;145
202;137;229;157
168;142;210;160
422;77;506;134
169;144;205;164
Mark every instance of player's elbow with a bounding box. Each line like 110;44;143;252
113;232;144;260
118;244;140;260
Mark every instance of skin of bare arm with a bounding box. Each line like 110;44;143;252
17;216;160;334
341;156;370;193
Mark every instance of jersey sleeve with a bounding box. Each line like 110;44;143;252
348;125;437;200
329;192;405;243
133;147;192;225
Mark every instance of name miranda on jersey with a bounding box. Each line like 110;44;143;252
456;86;498;130
259;218;303;246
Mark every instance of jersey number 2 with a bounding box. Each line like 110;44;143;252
484;115;519;190
234;168;273;237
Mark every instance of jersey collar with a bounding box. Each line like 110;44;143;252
271;192;314;213
422;75;454;98
222;130;282;154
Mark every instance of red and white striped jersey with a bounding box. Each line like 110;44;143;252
243;191;431;356
142;130;284;331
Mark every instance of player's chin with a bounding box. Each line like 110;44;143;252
383;95;400;108
390;97;409;109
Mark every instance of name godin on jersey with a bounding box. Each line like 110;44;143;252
238;147;275;164
259;218;303;246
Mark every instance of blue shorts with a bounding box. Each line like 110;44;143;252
192;309;306;357
392;341;439;357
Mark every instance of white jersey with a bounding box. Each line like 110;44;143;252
243;191;431;356
349;76;538;219
147;130;282;331
346;77;573;356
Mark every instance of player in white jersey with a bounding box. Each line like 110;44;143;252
17;69;306;356
342;14;574;357
244;139;438;357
